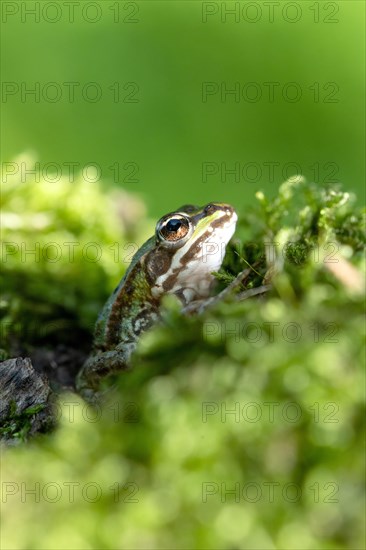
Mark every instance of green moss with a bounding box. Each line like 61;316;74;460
0;401;47;441
0;153;151;354
1;174;365;549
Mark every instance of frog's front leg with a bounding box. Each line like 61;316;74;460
76;343;133;401
183;268;271;315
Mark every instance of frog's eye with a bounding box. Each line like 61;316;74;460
158;215;191;242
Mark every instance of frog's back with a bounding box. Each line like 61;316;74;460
93;236;157;351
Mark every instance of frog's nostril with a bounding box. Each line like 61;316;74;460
204;204;215;214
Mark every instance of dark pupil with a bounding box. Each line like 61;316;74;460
166;218;182;232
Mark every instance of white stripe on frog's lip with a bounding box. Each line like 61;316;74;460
151;208;237;301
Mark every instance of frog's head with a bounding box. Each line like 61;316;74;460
147;202;238;303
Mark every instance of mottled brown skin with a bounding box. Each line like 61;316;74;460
77;244;165;396
76;202;237;398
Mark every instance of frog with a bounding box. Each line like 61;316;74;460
76;202;238;398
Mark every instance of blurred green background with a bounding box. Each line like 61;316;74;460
2;0;365;215
1;3;365;550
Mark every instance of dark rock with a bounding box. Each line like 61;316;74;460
0;357;54;442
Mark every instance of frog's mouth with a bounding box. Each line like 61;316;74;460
194;210;238;268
